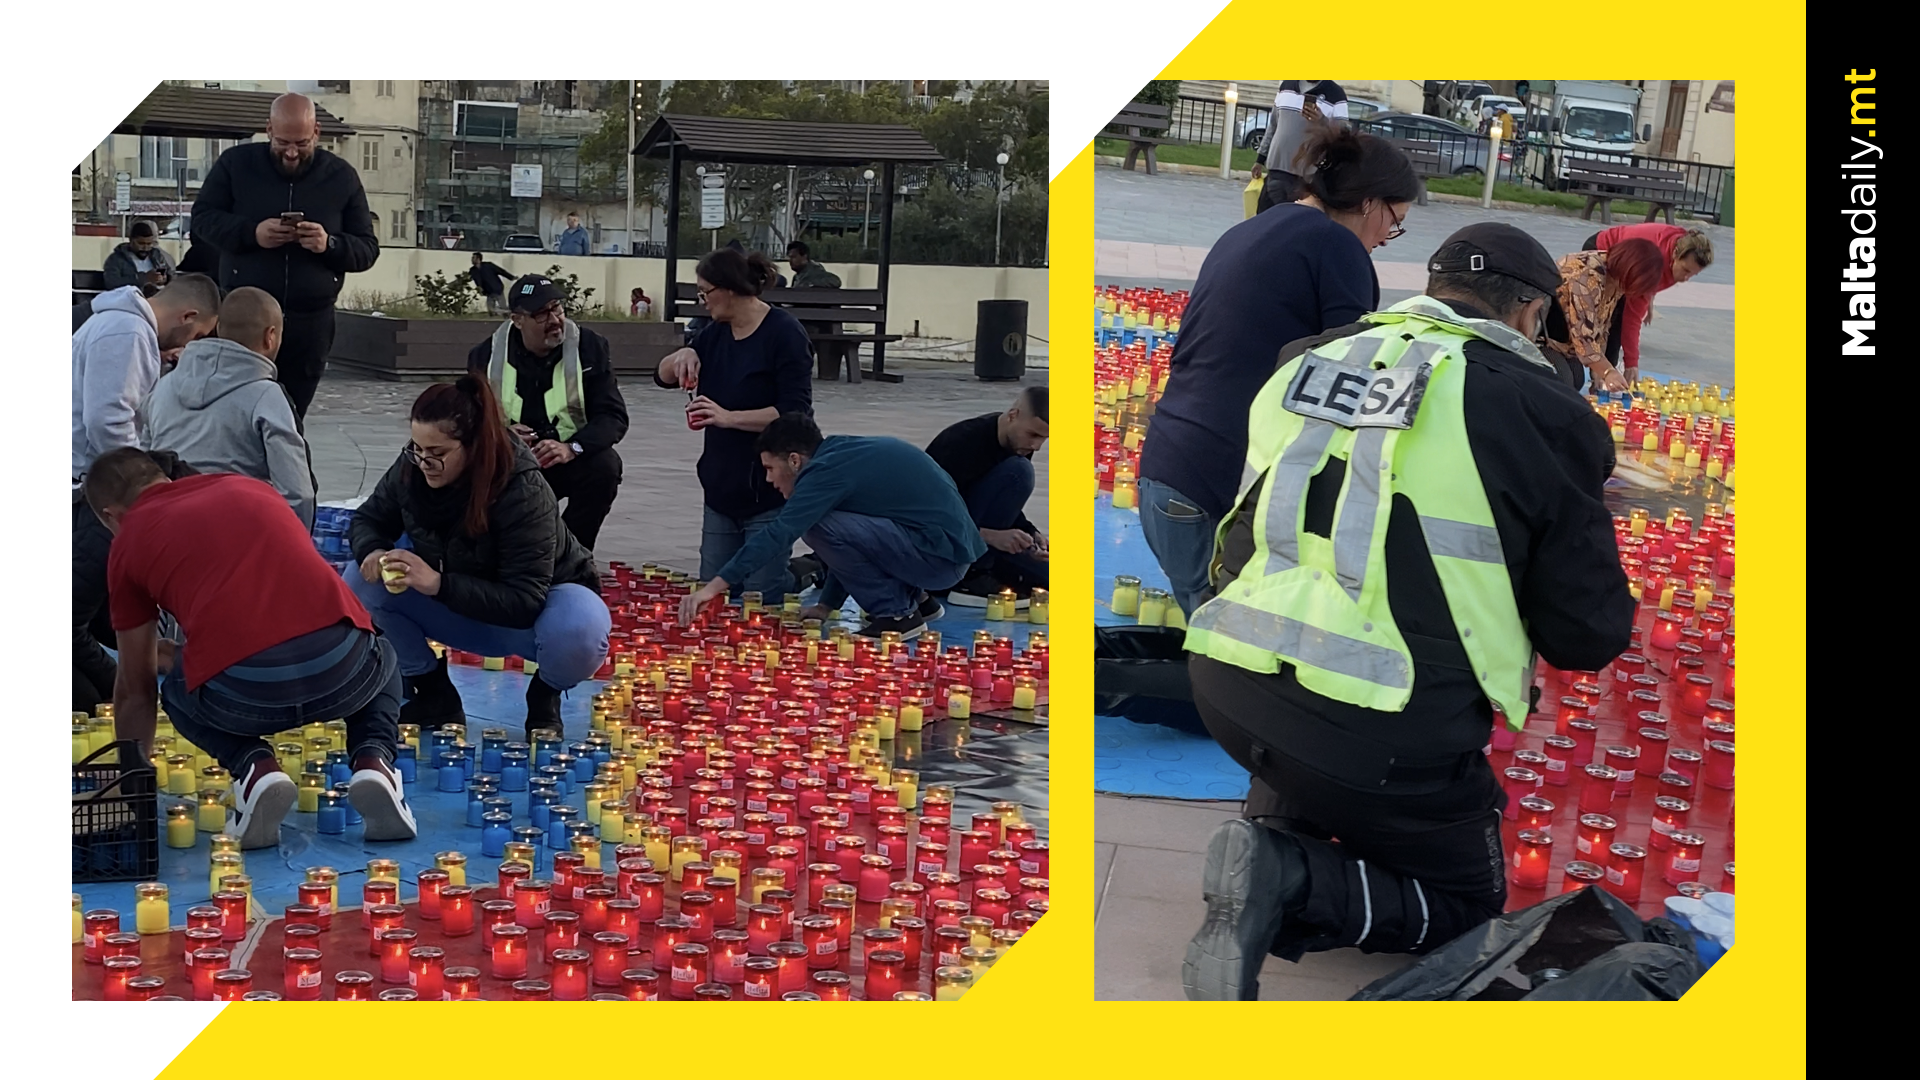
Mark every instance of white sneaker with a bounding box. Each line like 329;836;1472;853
348;764;419;842
229;769;296;850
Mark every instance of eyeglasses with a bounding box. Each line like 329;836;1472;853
1381;203;1407;241
696;285;719;304
516;302;564;323
403;442;455;472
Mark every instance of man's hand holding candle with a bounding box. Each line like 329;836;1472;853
381;550;443;597
681;578;729;625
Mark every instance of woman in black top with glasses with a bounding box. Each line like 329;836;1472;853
346;375;609;740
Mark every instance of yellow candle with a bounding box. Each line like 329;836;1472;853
296;773;323;813
1028;588;1048;625
893;769;919;810
1165;603;1187;629
600;802;626;843
70;724;90;764
434;852;468;887
1629;509;1649;537
934;967;974;1001
482;656;506;671
643;828;672;874
670;837;706;882
984;593;1006;621
876;710;898;740
1705;457;1724;479
134;883;171;935
573;835;601;870
1658;582;1677;611
307;868;340;912
1011;677;1038;711
1137;588;1169;627
1610;422;1625;443
166;757;196;794
1111;477;1137;510
208;853;244;897
1668;436;1687;460
380;562;408;594
583;784;609;824
838;637;855;660
947;689;971;720
898;699;925;733
73;895;84;944
165;805;196;849
1111;575;1141;617
197;790;227;832
1684;448;1701;469
1641;430;1660;451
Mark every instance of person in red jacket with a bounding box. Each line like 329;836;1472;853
1581;224;1715;383
85;449;415;849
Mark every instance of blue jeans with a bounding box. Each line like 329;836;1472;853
700;506;798;598
806;511;974;619
962;455;1048;588
1137;476;1218;617
161;629;402;778
344;565;611;690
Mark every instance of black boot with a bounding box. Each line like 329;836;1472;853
525;674;563;744
1182;819;1310;1000
400;652;467;730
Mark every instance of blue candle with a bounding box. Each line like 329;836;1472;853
394;744;417;784
500;753;530;792
466;790;487;828
530;791;554;832
482;746;504;774
327;750;351;786
569;755;594;783
547;807;576;849
437;757;465;794
317;794;346;835
481;813;512;857
539;765;571;799
335;784;363;827
459;747;475;781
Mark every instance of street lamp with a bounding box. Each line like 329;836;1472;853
1220;83;1238;178
994;151;1009;265
862;168;874;253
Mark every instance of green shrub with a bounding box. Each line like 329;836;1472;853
541;265;597;316
414;270;477;315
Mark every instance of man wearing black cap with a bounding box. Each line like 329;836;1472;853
1180;222;1634;998
467;275;630;551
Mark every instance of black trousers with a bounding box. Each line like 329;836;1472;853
542;448;623;553
1191;654;1508;959
1580;233;1628;367
1255;170;1302;214
74;496;117;714
279;307;338;420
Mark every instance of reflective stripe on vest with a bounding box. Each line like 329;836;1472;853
489;319;589;442
1187;295;1539;728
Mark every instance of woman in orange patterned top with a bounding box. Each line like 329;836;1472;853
1540;237;1664;393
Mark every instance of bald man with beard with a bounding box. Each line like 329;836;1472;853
191;93;379;419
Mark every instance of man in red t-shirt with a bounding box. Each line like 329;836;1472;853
85;448;417;848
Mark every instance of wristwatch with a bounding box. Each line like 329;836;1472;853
569;441;584;456
326;234;339;251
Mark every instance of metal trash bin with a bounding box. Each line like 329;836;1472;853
973;299;1028;381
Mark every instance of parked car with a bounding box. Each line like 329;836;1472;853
1359;113;1514;179
501;233;545;253
1237;97;1389;149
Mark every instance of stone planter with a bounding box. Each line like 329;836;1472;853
329;311;682;380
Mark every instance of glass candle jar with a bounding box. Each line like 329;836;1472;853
366;904;405;958
1605;843;1648;903
1603;745;1640;793
1511;830;1552;890
934;965;975;1001
207;852;244;899
1703;740;1736;790
1516;795;1555;834
101;955;142;1001
514;880;553;929
214;891;249;942
1500;767;1541;819
438;885;476;936
1649;796;1692;852
1561;861;1606;894
332;970;374;1001
549;948;591;1000
408;945;445;1000
669;942;710;1000
209;968;253;1002
379;928;417;983
1578;763;1619;814
444;966;482;1001
489;925;529;979
134;883;171;935
360;879;397;928
165;804;196;849
1575;814;1618;865
1665;832;1707;886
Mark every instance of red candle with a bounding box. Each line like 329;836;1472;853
297;882;333;929
490;925;529;978
632;873;667;922
510;979;552;1001
1540;735;1577;787
1648;612;1683;651
189;948;229;999
810;969;853;1000
934;925;972;969
361;880;397;927
705;878;738;925
621;968;661;1001
1721;862;1735;893
743;957;780;999
893;916;927;971
680;891;716;942
497;861;529;899
591;932;631;987
284;947;324;1000
416;869;448;921
379;928;417;983
1603;745;1640;793
712;929;750;984
1612;652;1648;683
514;880;554;929
800;914;839;970
670;942;710;999
1511;829;1552;890
1565;719;1599;769
1703;740;1735;789
1575;813;1617;864
1637;728;1671;770
444;966;482;1001
409;946;445;1000
102;955;142;1001
540;910;579;958
973;888;1014;926
126;975;166;1001
209;968;253;1001
364;904;403;958
214;891;249;942
1649;795;1691;851
1516;795;1555;833
102;932;141;960
857;854;895;902
550;948;591;1000
1578;764;1618;814
1605;843;1647;902
1561;861;1605;893
927;875;964;908
1667;748;1704;784
769;941;808;994
1665;832;1707;885
606;899;641;940
581;887;616;933
1703;699;1734;727
332;970;374;1000
440;886;476;936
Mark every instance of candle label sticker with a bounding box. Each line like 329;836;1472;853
672;965;697;983
1605;867;1627;886
746;981;769;998
940;950;964;967
1546;758;1566;772
1653;818;1676;836
299;972;322;988
1020;860;1041;874
746;831;766;845
1673;857;1700;873
1576;837;1594;856
814;940;837;956
919;860;944;877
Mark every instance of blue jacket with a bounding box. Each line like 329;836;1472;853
716;435;987;593
556;225;590;256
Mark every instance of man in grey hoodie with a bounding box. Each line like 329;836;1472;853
143;287;317;530
71;274;220;488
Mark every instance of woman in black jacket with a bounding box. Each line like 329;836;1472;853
346;375;610;738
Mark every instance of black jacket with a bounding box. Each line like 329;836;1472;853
467;324;630;455
470;262;512;296
103;243;176;293
190;143;379;314
350;440;601;630
1211;298;1634;757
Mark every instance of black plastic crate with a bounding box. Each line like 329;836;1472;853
73;741;159;883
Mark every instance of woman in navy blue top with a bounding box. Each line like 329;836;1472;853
654;247;815;597
1137;125;1422;616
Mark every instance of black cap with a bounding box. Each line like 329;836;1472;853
507;274;566;315
1426;223;1561;299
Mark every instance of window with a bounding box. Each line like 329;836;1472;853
377;80;395;98
139;136;177;179
455;101;518;139
362;137;382;172
391;208;408;241
315;80;351;94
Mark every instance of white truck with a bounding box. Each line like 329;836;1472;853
1520;80;1648;188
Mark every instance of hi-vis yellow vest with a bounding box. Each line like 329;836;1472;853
489;319;589;442
1185;295;1553;730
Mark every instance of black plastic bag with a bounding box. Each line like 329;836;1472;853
1349;885;1703;1000
1094;625;1211;736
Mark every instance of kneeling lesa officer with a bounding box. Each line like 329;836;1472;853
1181;223;1634;999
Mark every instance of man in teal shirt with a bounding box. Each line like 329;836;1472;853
679;413;985;639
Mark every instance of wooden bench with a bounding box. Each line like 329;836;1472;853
672;283;905;383
1565;163;1691;225
73;268;107;308
1105;101;1176;175
1387;139;1450;206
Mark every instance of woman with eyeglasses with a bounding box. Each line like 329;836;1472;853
1539;237;1666;393
1137;124;1422;617
654;246;816;600
345;375;611;741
